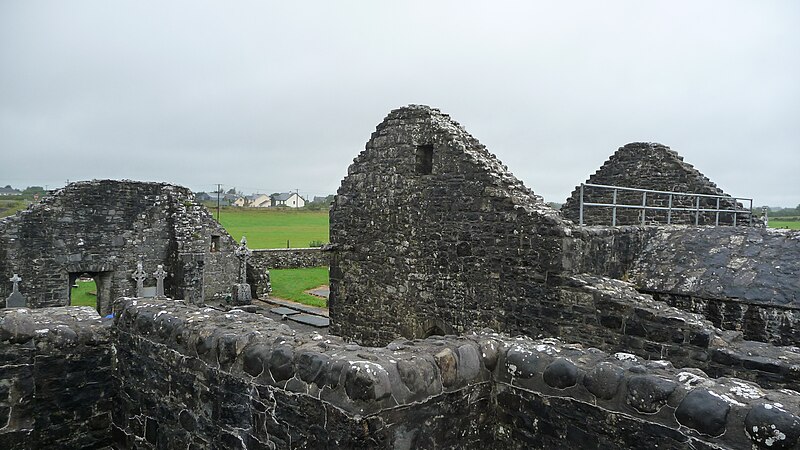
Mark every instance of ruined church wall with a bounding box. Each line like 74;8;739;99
0;307;113;449
0;180;240;313
112;299;800;449
112;299;497;449
556;275;800;391
330;106;568;346
250;247;329;269
631;227;800;346
562;142;746;226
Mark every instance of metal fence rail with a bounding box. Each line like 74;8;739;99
578;183;753;227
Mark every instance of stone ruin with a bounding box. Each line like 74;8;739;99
562;142;751;226
0;180;270;315
1;106;800;449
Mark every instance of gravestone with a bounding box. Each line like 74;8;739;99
132;260;146;297
231;237;252;306
153;265;167;297
5;274;27;308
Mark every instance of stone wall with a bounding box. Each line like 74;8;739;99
112;298;800;449
0;307;113;449
0;180;249;314
630;227;800;345
561;142;750;226
330;105;568;346
250;247;329;269
329;105;800;393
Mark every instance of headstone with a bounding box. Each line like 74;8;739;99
153;265;167;297
5;274;27;308
231;237;253;306
132;260;146;297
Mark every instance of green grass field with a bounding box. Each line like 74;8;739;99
770;220;800;230
269;267;329;307
217;208;328;249
0;199;29;218
70;279;97;308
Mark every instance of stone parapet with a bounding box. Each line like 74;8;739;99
0;306;113;449
113;298;800;449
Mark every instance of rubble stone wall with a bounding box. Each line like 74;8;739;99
329;105;568;346
250;247;329;269
0;180;242;314
561;142;750;226
0;307;113;450
631;227;800;345
112;299;800;449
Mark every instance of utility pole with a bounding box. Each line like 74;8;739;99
216;184;221;222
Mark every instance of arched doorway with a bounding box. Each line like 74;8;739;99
67;271;114;316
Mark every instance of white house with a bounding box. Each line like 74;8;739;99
233;194;272;207
271;192;306;208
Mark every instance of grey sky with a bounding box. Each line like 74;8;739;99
1;1;798;206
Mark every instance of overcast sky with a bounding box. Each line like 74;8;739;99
1;1;798;206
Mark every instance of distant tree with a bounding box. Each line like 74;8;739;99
226;188;238;195
23;186;45;194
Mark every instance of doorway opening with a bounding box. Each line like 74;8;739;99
68;271;113;315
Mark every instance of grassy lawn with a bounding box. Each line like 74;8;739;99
217;208;329;249
269;267;329;307
70;279;97;308
0;199;29;218
770;220;800;230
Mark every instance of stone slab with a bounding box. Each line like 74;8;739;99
5;291;26;308
307;287;330;298
270;307;301;316
267;298;329;317
289;314;329;328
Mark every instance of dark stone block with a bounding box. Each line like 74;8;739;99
243;344;268;377
675;389;730;436
583;362;624;400
505;348;540;379
269;346;295;382
145;416;159;444
296;351;330;386
626;375;677;414
745;404;800;449
543;358;579;389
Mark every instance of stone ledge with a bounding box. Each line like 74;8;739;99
0;306;110;347
116;298;800;449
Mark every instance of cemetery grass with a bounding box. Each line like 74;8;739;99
269;267;328;307
70;279;97;308
770;220;800;230
216;208;329;249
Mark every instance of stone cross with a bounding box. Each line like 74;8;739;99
234;236;252;284
153;265;167;297
132;260;146;297
6;274;27;308
10;274;21;293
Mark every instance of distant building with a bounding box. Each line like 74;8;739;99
271;192;306;208
233;194;271;208
195;192;212;202
0;185;22;196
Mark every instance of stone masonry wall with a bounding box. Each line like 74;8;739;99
113;298;800;449
0;180;243;314
631;227;800;346
562;142;749;226
330;105;568;346
0;307;113;449
250;247;329;269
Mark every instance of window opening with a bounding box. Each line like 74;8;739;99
416;144;434;175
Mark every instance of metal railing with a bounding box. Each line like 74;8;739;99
578;183;753;227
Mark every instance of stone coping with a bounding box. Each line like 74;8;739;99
0;306;110;347
116;298;800;448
